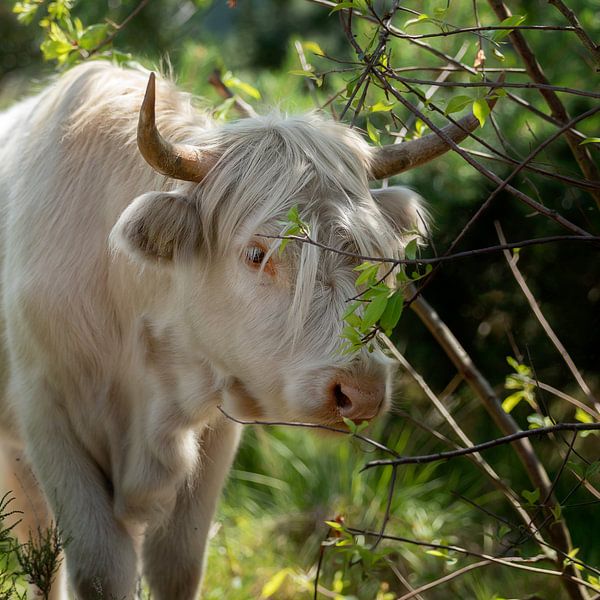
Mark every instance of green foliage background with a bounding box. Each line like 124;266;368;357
0;1;598;598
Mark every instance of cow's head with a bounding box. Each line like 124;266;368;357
111;74;477;426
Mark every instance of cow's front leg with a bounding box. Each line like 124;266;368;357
142;416;241;600
20;388;138;600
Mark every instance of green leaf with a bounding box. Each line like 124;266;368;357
335;538;354;546
366;119;381;145
341;326;362;345
261;568;293;598
329;1;358;14
493;15;526;41
522;488;540;504
426;549;448;559
287;205;300;224
414;118;426;137
303;41;324;56
342;301;361;320
288;69;314;77
575;408;594;424
342;417;357;433
222;72;261;99
355;262;379;286
361;293;388;331
472;98;490;127
370;101;394;113
580;137;600;145
40;39;73;61
354;420;369;433
498;524;511;538
344;312;361;328
13;1;40;24
445;95;473;115
506;356;519;370
78;23;108;51
502;391;524;413
405;239;417;261
527;413;552;429
379;291;404;334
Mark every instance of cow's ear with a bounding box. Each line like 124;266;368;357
111;191;201;263
371;186;430;241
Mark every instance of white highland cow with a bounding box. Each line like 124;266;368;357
0;62;478;599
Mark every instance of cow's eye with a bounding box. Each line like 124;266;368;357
244;245;265;266
243;243;275;275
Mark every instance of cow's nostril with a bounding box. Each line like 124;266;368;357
333;383;352;410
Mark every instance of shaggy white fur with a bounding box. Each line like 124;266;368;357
0;62;425;600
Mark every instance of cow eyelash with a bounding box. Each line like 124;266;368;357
244;245;266;265
243;244;276;276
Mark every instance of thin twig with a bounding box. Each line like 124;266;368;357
378;335;552;551
85;0;149;59
397;560;492;600
387;75;600;99
389;25;577;40
495;221;600;413
363;423;599;470
216;406;400;458
547;0;600;68
260;232;600;267
487;0;600;209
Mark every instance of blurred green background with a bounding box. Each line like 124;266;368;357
1;1;599;598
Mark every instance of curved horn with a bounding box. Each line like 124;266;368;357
137;73;216;183
369;113;479;180
369;88;501;180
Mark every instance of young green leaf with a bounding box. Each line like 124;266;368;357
355;262;379;286
360;294;388;331
445;95;473;115
370;101;394;113
472;98;490;127
575;407;594;424
521;488;540;505
493;15;526;41
502;391;524;414
366;119;381;145
342;301;362;320
78;23;108;51
379;290;404;334
329;1;358;14
404;239;418;261
303;41;324;56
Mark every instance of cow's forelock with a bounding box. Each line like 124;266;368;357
183;113;405;351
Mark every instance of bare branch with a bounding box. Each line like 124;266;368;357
216;406;400;458
86;0;149;59
547;0;600;68
363;423;599;470
495;221;600;414
487;0;600;208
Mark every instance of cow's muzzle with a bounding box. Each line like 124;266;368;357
328;375;386;423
